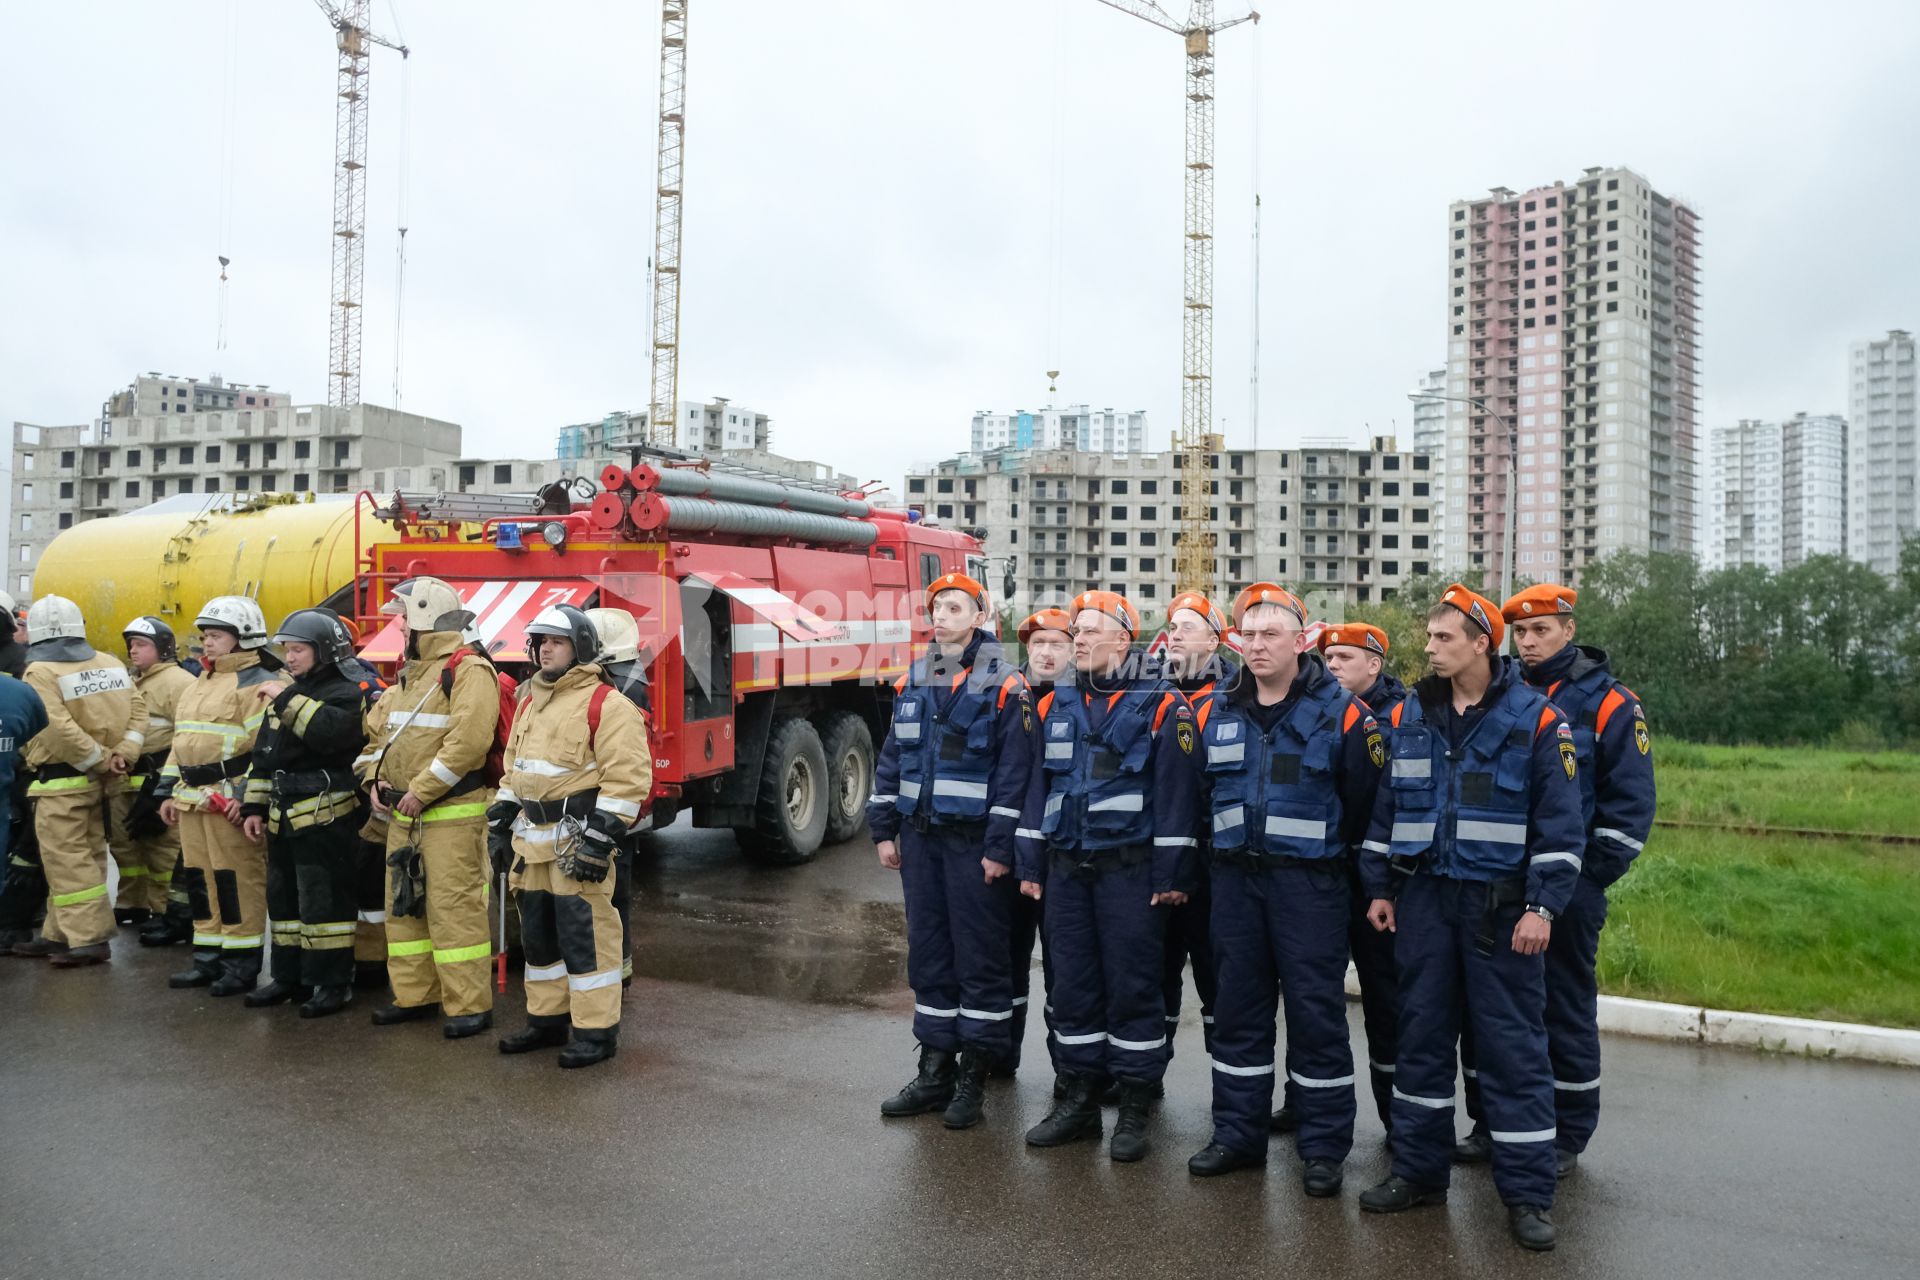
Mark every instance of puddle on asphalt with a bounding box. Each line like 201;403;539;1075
630;888;909;1009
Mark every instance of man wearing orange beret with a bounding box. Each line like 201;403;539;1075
869;572;1033;1129
1010;607;1074;1089
1356;585;1585;1251
1451;584;1654;1178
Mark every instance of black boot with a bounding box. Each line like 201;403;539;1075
299;986;354;1019
1100;1075;1157;1105
1454;1121;1492;1164
139;905;192;947
1358;1175;1449;1213
1556;1148;1579;1178
1025;1072;1103;1147
1302;1158;1345;1198
1108;1076;1155;1163
1188;1142;1266;1177
49;942;111;968
169;949;223;988
942;1049;995;1130
371;1001;441;1026
244;980;311;1008
1269;1102;1298;1133
443;1011;494;1040
115;908;152;927
11;936;68;960
1509;1204;1557;1251
0;926;31;953
558;1028;618;1069
209;950;261;998
880;1045;957;1118
499;1022;570;1055
1051;1071;1072;1101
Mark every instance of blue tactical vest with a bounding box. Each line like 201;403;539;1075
1201;675;1350;859
1037;682;1164;850
1384;676;1551;881
1537;661;1622;828
892;647;1016;824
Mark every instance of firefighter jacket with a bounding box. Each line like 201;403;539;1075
23;647;146;792
1199;654;1383;862
242;663;371;835
155;650;275;810
131;661;196;772
1523;643;1655;890
497;664;651;865
1358;656;1586;915
868;630;1032;857
1014;668;1201;893
359;631;498;808
0;675;48;831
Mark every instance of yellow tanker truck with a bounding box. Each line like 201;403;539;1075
30;492;398;653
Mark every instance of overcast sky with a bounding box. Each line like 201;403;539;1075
4;0;1916;493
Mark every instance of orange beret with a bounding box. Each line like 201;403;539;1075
926;572;987;612
1070;590;1139;637
1319;622;1389;657
1231;582;1308;628
1502;583;1577;622
1438;583;1504;648
1017;608;1073;644
1167;591;1228;635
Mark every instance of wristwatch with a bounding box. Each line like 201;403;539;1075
1524;904;1555;923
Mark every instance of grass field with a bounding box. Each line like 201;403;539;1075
1597;743;1920;1028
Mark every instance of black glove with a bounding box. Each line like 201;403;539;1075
486;800;521;833
559;814;619;884
386;845;426;919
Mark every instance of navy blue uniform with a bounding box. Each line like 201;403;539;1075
0;674;50;935
1007;669;1057;1076
1464;644;1654;1154
1202;654;1382;1162
1015;671;1201;1085
868;631;1032;1059
1163;666;1229;1062
1360;657;1587;1210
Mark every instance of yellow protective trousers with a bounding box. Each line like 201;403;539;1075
31;780;112;949
382;800;493;1017
512;857;624;1035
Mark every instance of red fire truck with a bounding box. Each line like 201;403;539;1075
348;455;986;864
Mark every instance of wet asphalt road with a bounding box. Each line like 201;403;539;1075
4;824;1918;1280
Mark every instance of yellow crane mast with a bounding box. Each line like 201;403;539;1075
1094;0;1258;595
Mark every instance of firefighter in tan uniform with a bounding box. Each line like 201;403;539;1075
490;606;650;1068
358;577;500;1039
112;617;197;940
584;605;654;987
157;597;278;995
15;595;146;967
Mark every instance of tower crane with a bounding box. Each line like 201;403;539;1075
312;0;408;407
648;3;689;447
1093;1;1257;595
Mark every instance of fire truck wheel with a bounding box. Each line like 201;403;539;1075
815;711;874;847
738;716;830;865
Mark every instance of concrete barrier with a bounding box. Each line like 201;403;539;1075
1341;965;1920;1068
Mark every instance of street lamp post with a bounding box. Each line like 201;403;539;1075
1408;390;1517;647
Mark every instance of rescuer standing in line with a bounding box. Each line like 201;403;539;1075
238;609;371;1018
585;605;655;990
1273;621;1405;1138
869;572;1032;1128
490;606;651;1068
358;577;500;1039
112;618;197;942
16;595;146;968
1451;585;1655;1176
1185;585;1383;1198
1357;585;1586;1252
1012;607;1072;1088
156;597;277;994
1158;591;1233;1074
1016;591;1200;1162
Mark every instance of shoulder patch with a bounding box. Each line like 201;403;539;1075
1366;727;1385;769
1559;738;1578;780
1176;715;1194;756
1634;718;1650;756
1556;721;1574;740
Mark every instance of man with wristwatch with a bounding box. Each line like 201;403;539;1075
1354;585;1586;1252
